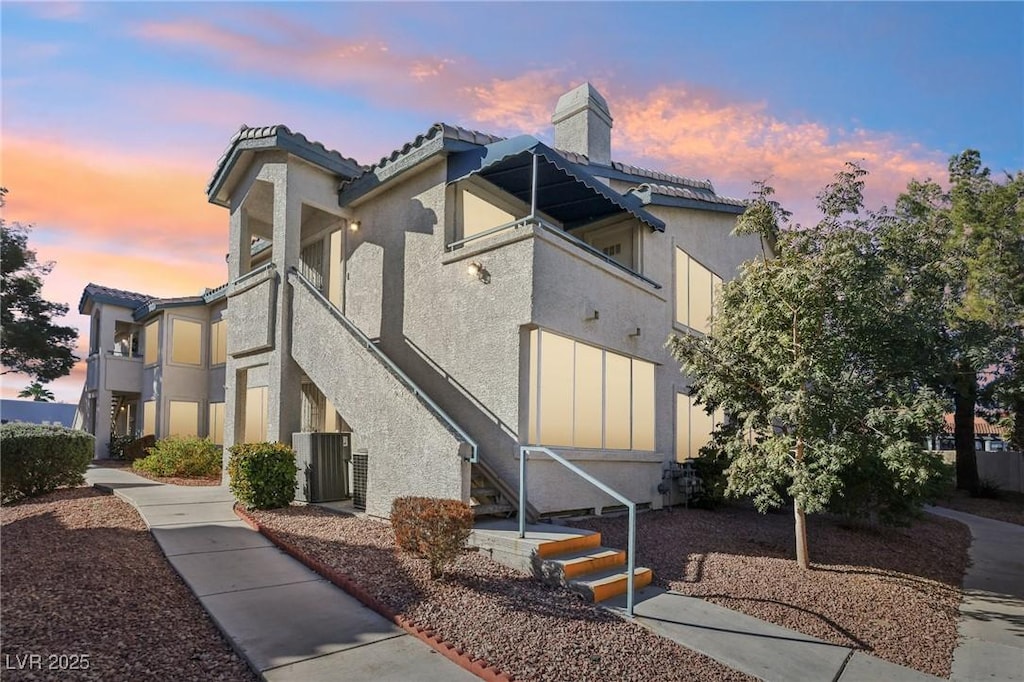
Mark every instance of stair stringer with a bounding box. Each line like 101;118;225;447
289;275;471;517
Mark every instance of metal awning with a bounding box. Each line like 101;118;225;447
447;136;665;232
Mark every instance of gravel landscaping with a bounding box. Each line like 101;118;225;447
934;488;1024;526
1;487;255;682
251;505;753;682
570;505;970;678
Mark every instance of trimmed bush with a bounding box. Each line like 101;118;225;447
1;423;94;505
123;435;156;462
391;496;474;579
228;442;297;510
133;436;221;478
107;433;136;460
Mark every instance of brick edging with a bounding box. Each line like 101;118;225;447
233;505;513;682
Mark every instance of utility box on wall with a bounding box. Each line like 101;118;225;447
292;432;351;503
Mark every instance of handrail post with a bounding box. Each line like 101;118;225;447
627;503;636;617
518;446;527;538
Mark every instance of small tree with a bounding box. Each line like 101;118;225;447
1;189;78;383
669;165;947;569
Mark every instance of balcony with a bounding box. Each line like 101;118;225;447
103;351;143;392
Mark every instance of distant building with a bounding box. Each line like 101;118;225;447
927;414;1010;452
0;399;77;427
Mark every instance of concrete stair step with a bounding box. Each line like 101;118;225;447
471;502;515;518
567;566;653;603
542;547;626;581
471;486;499;498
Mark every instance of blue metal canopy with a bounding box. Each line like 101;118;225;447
447;136;665;232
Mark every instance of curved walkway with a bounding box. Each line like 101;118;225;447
85;466;476;682
927;506;1024;682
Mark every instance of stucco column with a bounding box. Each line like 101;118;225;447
222;366;245;481
228;202;251;281
266;164;303;444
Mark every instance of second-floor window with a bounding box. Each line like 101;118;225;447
675;247;722;335
170;319;202;366
458;185;517;240
211;320;227;365
143;321;160;365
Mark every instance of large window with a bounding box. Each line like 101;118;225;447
143;320;160;365
459;186;516;240
168;401;199;437
244;386;268;443
675;248;722;335
208;402;225;445
675;393;724;461
170;319;202;366
211;320;227;365
528;329;655;450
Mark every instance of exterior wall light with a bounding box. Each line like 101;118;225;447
467;261;490;283
349;221;360;232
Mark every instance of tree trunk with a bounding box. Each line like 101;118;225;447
954;366;979;493
793;436;810;569
794;500;809;569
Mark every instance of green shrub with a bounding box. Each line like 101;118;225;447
1;423;94;505
690;450;730;509
107;433;136;460
391;497;474;579
227;442;297;510
971;478;1002;499
123;435;155;462
133;436;221;478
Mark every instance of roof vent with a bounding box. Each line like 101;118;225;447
552;82;612;166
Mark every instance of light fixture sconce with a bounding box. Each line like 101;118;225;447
467;261;490;284
349;220;360;232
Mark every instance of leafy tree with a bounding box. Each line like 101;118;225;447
0;189;78;383
668;164;948;569
17;382;55;402
896;153;1024;486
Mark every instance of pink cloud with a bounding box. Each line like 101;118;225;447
3;135;226;251
611;84;948;222
132;16;477;112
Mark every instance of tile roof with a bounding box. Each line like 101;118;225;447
942;414;1007;437
207;124;365;203
636;182;746;208
79;283;154;314
553;148;714;191
339;123;504;194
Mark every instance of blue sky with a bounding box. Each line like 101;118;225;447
2;1;1022;401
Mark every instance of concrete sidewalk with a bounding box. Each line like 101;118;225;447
927;506;1024;682
86;466;476;682
604;587;941;682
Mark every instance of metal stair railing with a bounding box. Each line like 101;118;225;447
518;445;638;617
288;267;478;463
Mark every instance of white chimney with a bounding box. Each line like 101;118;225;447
552;82;613;166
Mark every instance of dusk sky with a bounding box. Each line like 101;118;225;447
2;1;1022;404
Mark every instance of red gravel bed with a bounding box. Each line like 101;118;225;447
251;505;753;682
570;506;969;678
1;488;255;681
934;489;1024;526
94;459;221;487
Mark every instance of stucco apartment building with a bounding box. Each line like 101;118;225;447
77;83;760;518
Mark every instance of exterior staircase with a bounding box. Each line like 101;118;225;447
469;519;652;603
469;462;516;518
